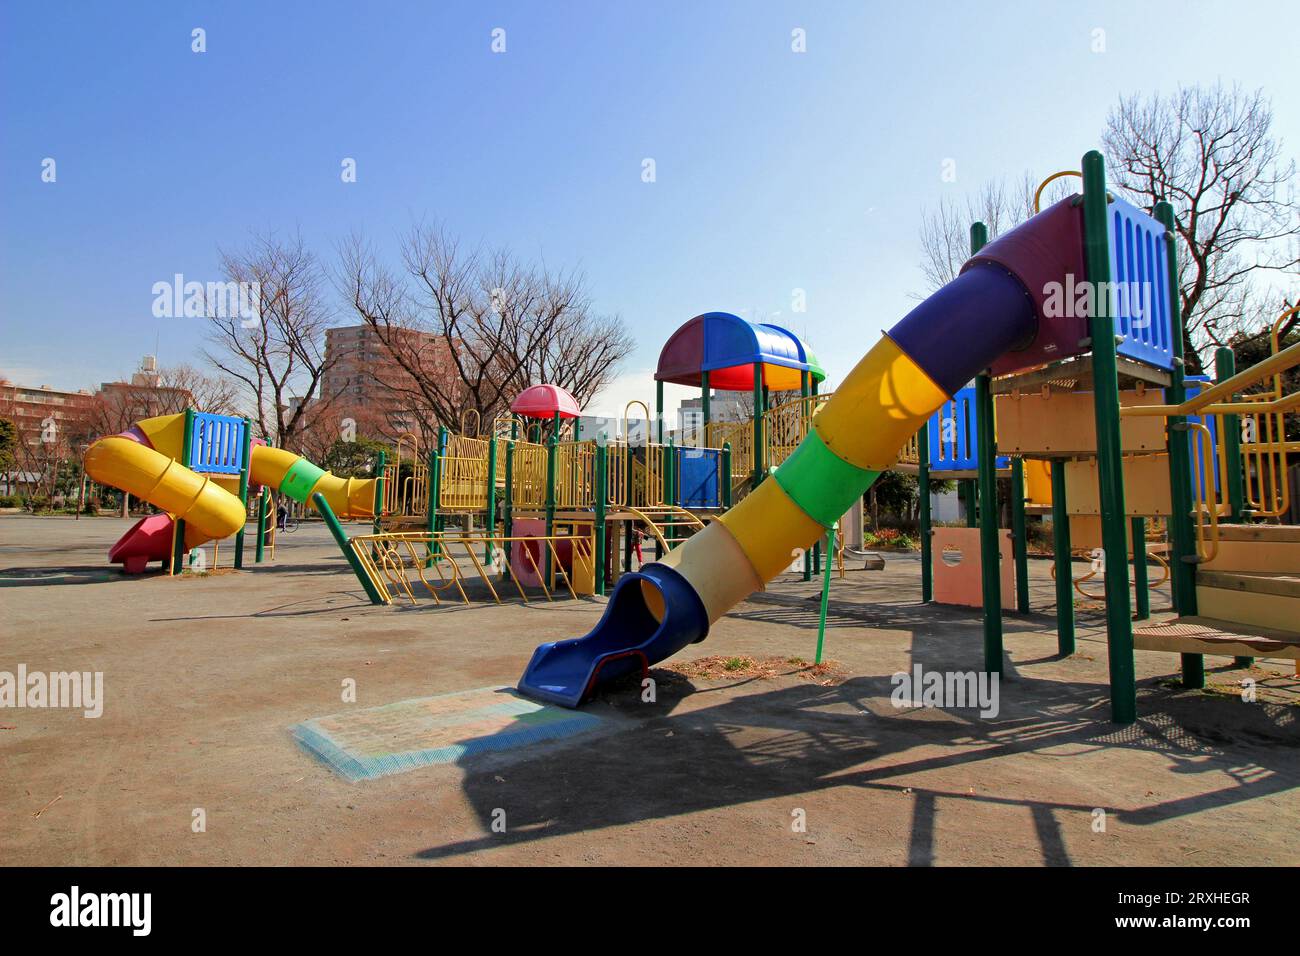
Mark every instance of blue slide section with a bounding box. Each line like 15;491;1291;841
517;563;710;707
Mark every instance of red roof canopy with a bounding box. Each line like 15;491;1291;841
510;383;581;419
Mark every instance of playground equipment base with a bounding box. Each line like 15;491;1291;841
291;686;604;781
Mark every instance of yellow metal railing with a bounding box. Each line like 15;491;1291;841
1119;314;1300;554
350;531;592;606
555;440;597;509
706;418;753;480
510;440;548;509
440;434;491;511
382;432;428;518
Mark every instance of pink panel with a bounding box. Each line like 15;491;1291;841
932;527;1015;607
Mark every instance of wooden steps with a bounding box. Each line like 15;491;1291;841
1201;523;1300;574
1133;616;1300;661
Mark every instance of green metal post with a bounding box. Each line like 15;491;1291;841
1215;347;1246;521
752;363;765;486
425;443;439;567
371;450;386;536
313;491;384;605
485;436;498;566
1050;460;1075;654
656;379;665;444
815;524;836;665
435;427;449;550
975;373;1003;674
802;370;813;582
971;221;1004;675
721;442;732;509
963;479;978;527
918;422;933;603
233;417;252;570
1131;516;1149;620
1082;150;1136;723
1155;200;1203;688
255;486;268;563
1010;457;1030;613
545;427;557;584
594;440;608;595
503;440;514;566
700;370;711;442
172;407;195;574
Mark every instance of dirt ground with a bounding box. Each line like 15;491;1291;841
1;514;1297;867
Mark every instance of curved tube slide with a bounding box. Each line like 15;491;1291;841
84;412;376;562
519;199;1080;706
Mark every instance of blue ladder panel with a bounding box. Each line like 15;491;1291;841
925;386;1008;472
1108;196;1175;372
677;447;721;509
189;413;247;475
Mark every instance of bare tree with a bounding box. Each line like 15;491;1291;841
339;224;634;433
1104;83;1300;371
917;172;1075;293
204;231;343;447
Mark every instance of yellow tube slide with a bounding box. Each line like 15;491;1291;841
83;436;246;548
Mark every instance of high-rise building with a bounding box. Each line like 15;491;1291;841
321;324;457;436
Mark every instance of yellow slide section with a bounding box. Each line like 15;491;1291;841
247;446;377;517
657;335;944;622
83;437;247;549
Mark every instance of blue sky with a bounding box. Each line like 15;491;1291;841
3;0;1297;417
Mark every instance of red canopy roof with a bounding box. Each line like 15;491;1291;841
510;383;581;419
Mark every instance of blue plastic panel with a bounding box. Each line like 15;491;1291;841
677;447;721;509
1108;196;1174;371
926;387;1008;473
189;413;247;474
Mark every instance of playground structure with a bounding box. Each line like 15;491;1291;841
76;152;1299;728
506;151;1300;721
83;408;379;573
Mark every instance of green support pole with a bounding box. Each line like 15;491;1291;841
1051;460;1076;654
1131;516;1149;620
435;426;448;549
814;524;836;665
1156;200;1203;689
485;436;498;566
313;491;385;605
594;440;608;595
371;450;386;536
918;422;933;603
721;442;733;510
963;479;978;527
1010;457;1030;613
233;417;252;570
545;427;557;584
971;221;1004;675
1083;150;1136;723
700;370;710;444
975;373;1003;674
431;442;447;567
370;448;387;565
656;379;665;445
172;407;195;574
1215;346;1247;521
802;370;813;582
503;440;514;566
255;486;268;563
752;363;765;486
